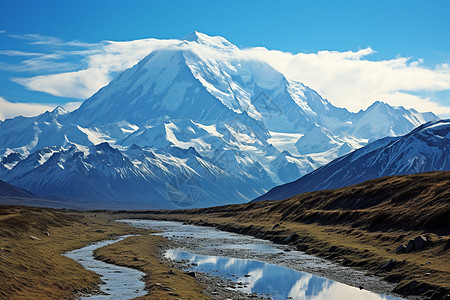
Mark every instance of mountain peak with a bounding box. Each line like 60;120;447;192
369;101;390;109
52;105;68;115
182;31;204;41
182;31;236;50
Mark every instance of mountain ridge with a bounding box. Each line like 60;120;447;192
254;119;450;202
0;32;441;209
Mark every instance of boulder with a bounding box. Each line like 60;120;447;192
405;240;414;253
393;244;407;253
404;235;428;253
186;271;196;277
412;235;427;251
283;233;299;244
380;259;399;271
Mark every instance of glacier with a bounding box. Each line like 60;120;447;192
0;32;440;209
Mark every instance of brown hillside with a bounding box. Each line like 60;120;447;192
156;171;450;234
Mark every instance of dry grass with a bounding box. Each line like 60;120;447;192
0;205;210;299
95;235;210;300
123;171;450;299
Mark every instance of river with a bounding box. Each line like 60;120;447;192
121;219;405;300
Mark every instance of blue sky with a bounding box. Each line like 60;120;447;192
1;0;449;119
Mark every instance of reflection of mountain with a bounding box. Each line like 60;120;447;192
0;32;438;209
166;249;398;300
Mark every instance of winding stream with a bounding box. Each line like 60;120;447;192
64;235;146;300
65;221;405;299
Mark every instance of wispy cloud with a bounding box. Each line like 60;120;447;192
7;33;94;48
12;69;110;99
0;50;43;57
244;47;450;116
0;96;82;121
4;32;450;118
10;38;179;98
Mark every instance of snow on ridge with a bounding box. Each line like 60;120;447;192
0;32;442;209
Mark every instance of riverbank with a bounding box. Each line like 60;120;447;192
116;172;450;300
0;205;209;299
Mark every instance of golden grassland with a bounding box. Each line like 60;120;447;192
0;205;209;299
120;171;450;299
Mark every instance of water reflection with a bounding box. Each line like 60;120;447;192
166;249;401;300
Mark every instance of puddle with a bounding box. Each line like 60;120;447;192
64;235;146;299
166;249;402;300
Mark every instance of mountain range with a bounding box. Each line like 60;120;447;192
0;32;440;209
254;119;450;202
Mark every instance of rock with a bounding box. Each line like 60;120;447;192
167;269;176;275
95;230;105;233
380;259;399;271
412;235;427;251
272;224;280;229
393;244;406;253
405;240;414;253
29;235;40;240
162;287;172;291
404;235;428;253
283;233;299;244
186;271;196;277
244;274;251;277
44;231;50;237
132;257;139;261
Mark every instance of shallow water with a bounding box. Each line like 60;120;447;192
64;235;146;300
121;219;404;300
166;249;401;300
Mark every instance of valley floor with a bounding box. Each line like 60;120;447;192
0;205;209;299
1;172;448;299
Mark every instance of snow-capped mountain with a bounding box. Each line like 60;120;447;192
0;32;440;209
254;119;450;202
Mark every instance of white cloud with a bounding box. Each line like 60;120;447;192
244;47;450;116
0;50;43;56
7;33;93;48
11;38;180;99
0;97;81;121
13;69;111;99
5;33;450;118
